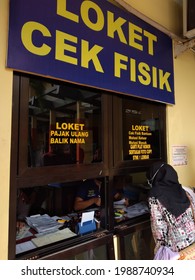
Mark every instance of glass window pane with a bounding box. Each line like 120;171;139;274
113;171;150;223
122;98;162;161
28;78;102;167
73;245;107;260
123;228;154;260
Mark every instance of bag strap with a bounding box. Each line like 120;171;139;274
186;191;195;222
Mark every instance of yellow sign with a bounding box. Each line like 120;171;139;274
50;122;89;144
128;125;152;160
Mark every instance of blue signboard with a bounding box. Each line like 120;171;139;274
7;0;175;104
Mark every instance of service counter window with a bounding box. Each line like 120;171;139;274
15;177;108;258
113;171;150;225
26;77;102;168
11;73;110;259
122;98;165;161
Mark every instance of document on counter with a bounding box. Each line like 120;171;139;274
114;198;126;207
124;201;149;218
16;240;36;255
31;228;77;247
25;214;60;233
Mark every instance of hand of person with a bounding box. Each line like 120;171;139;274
94;197;101;207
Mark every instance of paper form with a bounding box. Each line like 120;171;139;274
16;241;36;254
32;228;77;247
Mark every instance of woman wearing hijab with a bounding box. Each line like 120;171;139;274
147;162;195;254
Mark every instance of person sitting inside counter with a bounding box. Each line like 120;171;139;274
113;175;140;207
74;179;102;211
123;186;140;206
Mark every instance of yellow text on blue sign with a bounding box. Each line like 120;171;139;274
20;0;172;92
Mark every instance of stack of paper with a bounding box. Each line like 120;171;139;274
25;214;60;233
124;201;149;219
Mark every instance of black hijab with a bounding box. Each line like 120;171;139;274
146;162;190;218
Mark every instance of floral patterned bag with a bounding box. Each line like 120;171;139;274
179;192;195;260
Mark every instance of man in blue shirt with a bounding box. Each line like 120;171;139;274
74;179;101;211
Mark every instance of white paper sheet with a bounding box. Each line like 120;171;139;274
16;241;36;254
81;211;94;226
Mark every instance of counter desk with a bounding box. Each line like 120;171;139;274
15;209;114;260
